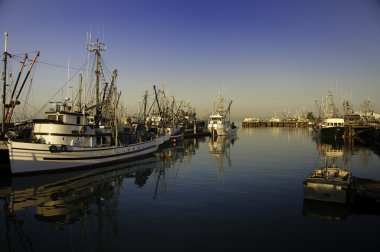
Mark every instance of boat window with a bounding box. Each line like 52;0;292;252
58;115;64;122
77;116;80;124
47;115;56;120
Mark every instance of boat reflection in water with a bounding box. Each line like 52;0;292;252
153;138;202;198
0;139;201;250
208;135;237;175
0;157;157;224
303;196;380;221
302;199;350;221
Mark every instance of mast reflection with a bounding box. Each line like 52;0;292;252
153;138;201;199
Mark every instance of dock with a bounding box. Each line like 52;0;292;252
353;177;380;202
242;120;310;128
344;123;380;138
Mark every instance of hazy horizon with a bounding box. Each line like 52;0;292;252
1;0;379;121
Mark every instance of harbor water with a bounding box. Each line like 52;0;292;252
1;127;380;251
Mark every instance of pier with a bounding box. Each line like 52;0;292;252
242;120;310;128
344;123;380;139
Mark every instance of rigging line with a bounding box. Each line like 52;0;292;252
9;50;38;56
30;60;88;119
9;52;95;71
35;59;92;71
102;56;116;72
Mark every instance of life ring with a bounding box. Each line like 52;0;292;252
49;145;58;153
61;145;67;152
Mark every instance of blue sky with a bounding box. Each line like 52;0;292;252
1;0;380;120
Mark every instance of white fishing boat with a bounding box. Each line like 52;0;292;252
208;94;237;136
303;159;352;204
3;36;166;175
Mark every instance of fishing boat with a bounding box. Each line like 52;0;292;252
208;94;237;136
3;37;166;175
165;123;184;143
303;159;352;204
144;86;185;145
316;90;345;138
318;117;345;138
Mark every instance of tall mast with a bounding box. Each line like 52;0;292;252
67;56;71;110
2;32;8;135
78;72;83;111
143;90;148;123
88;38;106;127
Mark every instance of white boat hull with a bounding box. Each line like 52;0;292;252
7;138;163;175
208;124;237;136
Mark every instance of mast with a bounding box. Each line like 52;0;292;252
67;56;71;111
88;38;106;127
226;100;233;121
153;85;162;118
2;32;8;135
143;90;148;123
78;72;83;111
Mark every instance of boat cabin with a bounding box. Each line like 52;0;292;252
323;118;345;127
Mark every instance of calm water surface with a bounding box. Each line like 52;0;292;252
1;127;380;251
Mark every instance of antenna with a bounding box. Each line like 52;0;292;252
3;32;7;52
67;55;70;100
102;25;105;42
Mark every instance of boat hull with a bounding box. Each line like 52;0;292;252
7;138;163;175
303;180;349;204
208;124;237;136
0;142;10;174
170;132;184;143
318;126;345;138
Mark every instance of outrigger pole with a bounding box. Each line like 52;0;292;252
5;51;40;124
2;32;8;135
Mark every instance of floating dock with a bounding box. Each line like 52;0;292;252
353;177;380;202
